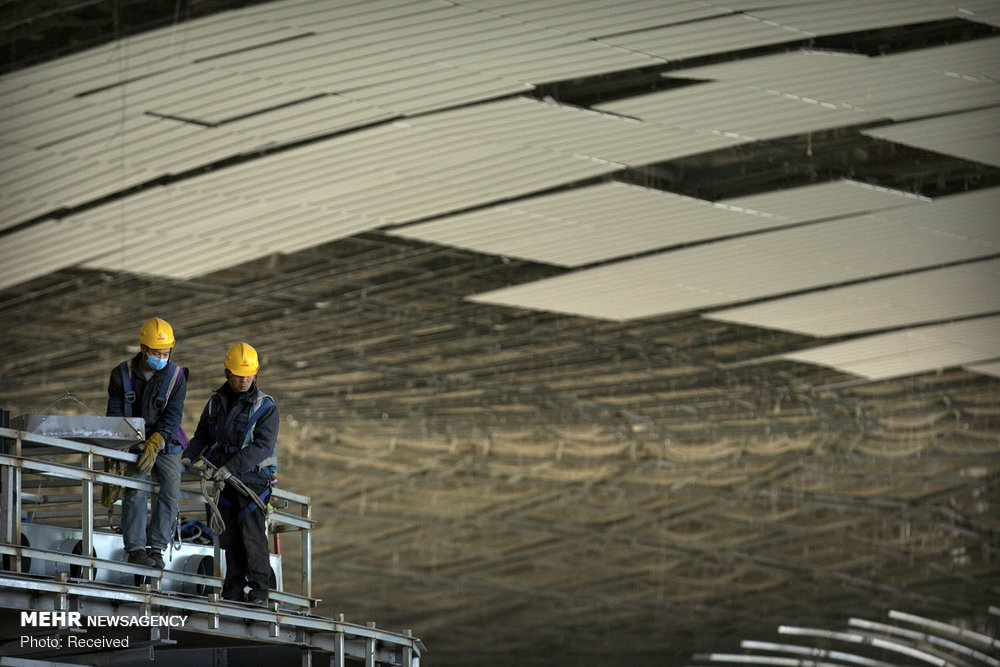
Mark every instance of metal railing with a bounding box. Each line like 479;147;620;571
0;422;315;606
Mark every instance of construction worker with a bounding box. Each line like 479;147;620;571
106;317;187;569
183;342;278;606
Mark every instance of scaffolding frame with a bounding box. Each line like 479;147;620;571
0;416;423;666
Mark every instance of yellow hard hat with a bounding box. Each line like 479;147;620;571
139;317;175;350
225;342;260;376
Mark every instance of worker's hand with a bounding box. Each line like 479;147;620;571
212;465;232;482
137;432;165;476
180;457;190;468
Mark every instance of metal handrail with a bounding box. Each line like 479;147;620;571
0;425;314;601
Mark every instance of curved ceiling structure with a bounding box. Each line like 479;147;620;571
1;1;998;665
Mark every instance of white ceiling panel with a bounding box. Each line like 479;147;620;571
0;0;669;235
468;188;1000;320
862;108;1000;167
0;217;151;291
596;82;884;142
718;180;928;221
448;0;730;37
78;64;314;125
57;119;618;281
604;14;814;62
223;95;397;145
79;192;369;280
672;42;1000;120
404;97;745;166
0;91;109;150
879;34;1000;81
393;181;799;267
219;3;660;86
957;2;1000;27
965;360;1000;378
749;1;955;35
243;0;466;31
782;315;1000;380
0;14;307;96
4;0;997;299
706;259;1000;336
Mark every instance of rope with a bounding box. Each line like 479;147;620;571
199;472;226;537
192;458;272;538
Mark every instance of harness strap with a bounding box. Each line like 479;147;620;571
217;485;271;524
119;361;135;418
120;359;187;447
155;362;183;410
242;392;273;446
236;486;272;524
212;391;276;472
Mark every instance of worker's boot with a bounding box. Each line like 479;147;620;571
147;548;165;569
127;549;156;568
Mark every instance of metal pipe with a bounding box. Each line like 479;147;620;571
81;451;94;582
303;500;313;599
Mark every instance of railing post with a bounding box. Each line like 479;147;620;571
81;451;94;581
302;500;312;599
0;410;12;568
334;613;346;667
1;427;24;573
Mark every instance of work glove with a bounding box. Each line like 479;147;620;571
212;465;232;482
136;432;165;476
100;458;125;508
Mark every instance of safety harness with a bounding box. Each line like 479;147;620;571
118;360;186;453
207;389;277;524
207;389;277;475
101;360;186;511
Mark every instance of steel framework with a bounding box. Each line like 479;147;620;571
0;413;424;666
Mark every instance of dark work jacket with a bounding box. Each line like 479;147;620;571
186;382;278;487
106;353;186;446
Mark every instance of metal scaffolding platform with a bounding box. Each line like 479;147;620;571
0;411;424;666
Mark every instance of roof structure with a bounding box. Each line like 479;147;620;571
0;1;998;665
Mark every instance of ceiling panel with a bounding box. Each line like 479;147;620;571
596;82;884;142
227;1;661;84
404;96;745;166
190;94;396;146
468;188;1000;320
447;0;730;37
862;108;1000;168
748;1;955;35
603;13;814;62
55;120;617;281
78;191;365;279
717;179;928;221
705;259;1000;336
0;217;151;291
879;33;1000;81
672;41;1000;120
391;181;797;266
965;360;1000;378
0;13;308;95
782;315;1000;380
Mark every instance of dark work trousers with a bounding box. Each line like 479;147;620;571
218;483;270;602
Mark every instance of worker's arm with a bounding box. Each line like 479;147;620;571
106;366;124;417
184;396;216;463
